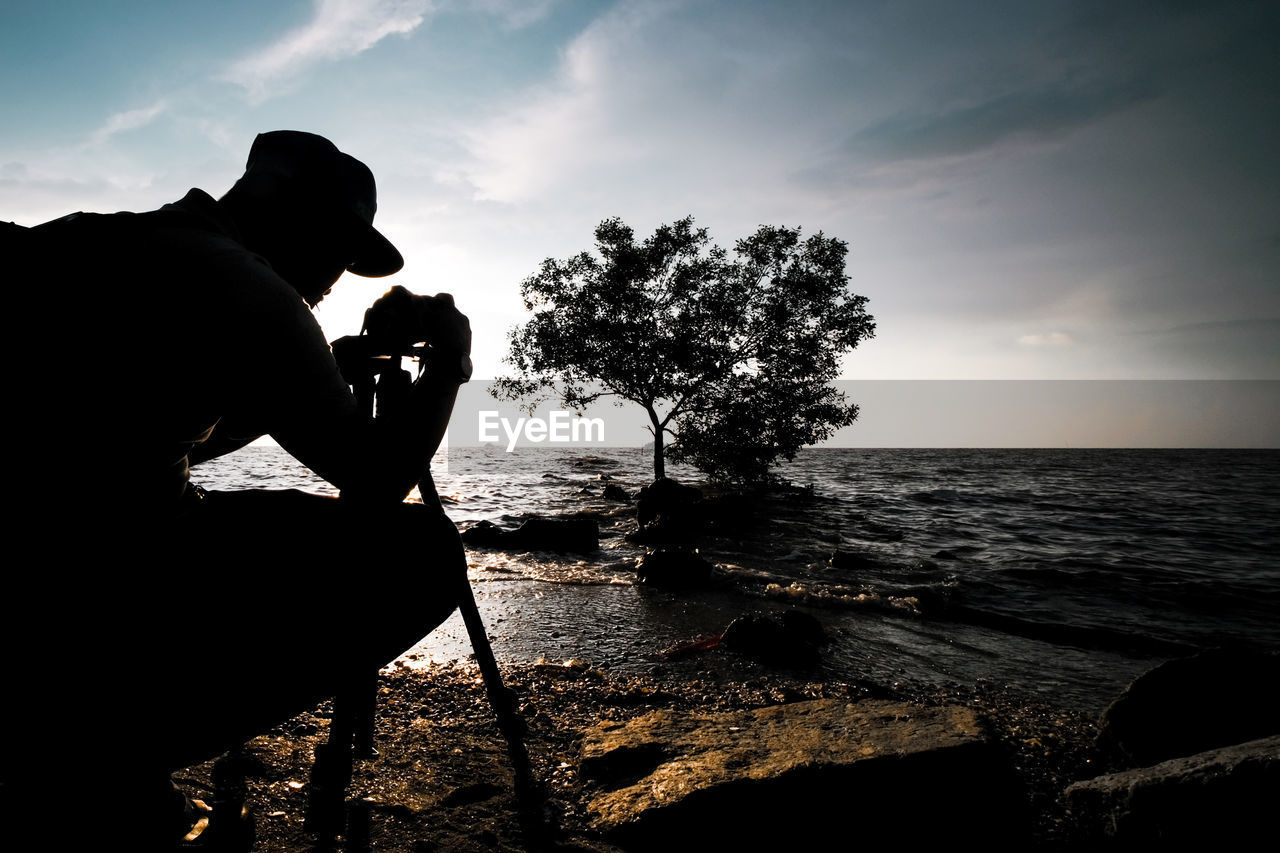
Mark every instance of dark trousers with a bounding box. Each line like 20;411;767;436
2;489;463;838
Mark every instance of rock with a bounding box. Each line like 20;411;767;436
511;516;599;552
1095;649;1280;767
289;720;319;737
580;698;1024;846
625;513;702;545
634;478;703;526
778;610;827;646
572;455;617;471
896;584;952;616
634;549;713;588
459;519;506;548
1065;735;1280;847
630;480;764;542
602;483;631;502
720;610;828;666
461;516;599;553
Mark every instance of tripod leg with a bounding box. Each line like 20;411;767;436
305;681;361;838
418;474;548;841
352;666;379;760
305;739;352;838
451;555;549;844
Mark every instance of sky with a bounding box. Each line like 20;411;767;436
2;0;1278;397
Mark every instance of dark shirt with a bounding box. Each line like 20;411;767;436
15;189;359;522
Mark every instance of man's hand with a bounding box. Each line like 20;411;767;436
416;292;472;357
330;334;375;386
303;286;473;504
363;285;471;356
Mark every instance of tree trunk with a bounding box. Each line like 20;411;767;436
647;407;665;480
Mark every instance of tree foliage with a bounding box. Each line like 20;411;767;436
493;216;875;483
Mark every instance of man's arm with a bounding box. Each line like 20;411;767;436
241;283;472;506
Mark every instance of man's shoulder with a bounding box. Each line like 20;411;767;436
142;192;304;315
28;191;312;333
28;189;258;279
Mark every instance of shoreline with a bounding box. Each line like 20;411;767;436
168;448;1279;848
172;658;1100;851
193;445;1280;714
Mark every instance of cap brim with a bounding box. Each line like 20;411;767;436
347;226;404;277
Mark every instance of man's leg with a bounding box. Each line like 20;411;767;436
157;489;464;769
2;489;463;844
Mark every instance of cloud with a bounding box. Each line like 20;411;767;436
1134;317;1280;378
85;100;170;147
223;0;435;100
454;0;840;211
454;2;671;202
456;0;557;30
1018;332;1075;348
848;84;1153;163
1142;317;1280;337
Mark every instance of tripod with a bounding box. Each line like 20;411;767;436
305;342;542;845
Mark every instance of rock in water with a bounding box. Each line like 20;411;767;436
514;516;599;552
720;610;828;666
580;699;1025;846
634;478;703;526
602;483;631;502
459;519;506;548
625;513;702;545
461;515;599;553
1065;734;1280;846
634;549;714;588
624;473;706;540
1096;649;1280;767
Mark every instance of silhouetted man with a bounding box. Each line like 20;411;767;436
2;131;471;846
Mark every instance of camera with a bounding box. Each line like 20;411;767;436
360;285;437;356
330;286;438;417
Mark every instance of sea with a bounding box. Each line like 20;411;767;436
193;445;1280;713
